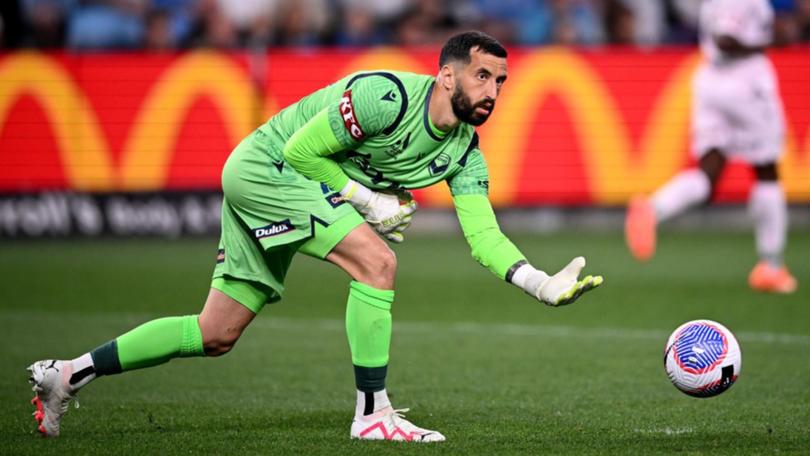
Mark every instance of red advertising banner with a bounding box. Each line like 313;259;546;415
0;48;808;206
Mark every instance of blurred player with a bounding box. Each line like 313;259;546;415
27;32;603;440
625;0;796;294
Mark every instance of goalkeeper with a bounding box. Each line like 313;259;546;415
27;31;603;442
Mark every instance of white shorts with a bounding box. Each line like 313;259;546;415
692;56;785;165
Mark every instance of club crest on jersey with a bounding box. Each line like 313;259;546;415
428;153;451;176
340;90;366;140
253;220;295;239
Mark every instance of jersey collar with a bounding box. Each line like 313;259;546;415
423;82;449;142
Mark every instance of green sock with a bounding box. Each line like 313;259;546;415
345;281;394;392
90;315;205;375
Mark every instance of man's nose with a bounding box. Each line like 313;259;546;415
485;80;498;99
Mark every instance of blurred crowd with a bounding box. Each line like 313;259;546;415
1;0;809;50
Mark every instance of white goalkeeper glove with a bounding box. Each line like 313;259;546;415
511;257;603;306
340;179;417;243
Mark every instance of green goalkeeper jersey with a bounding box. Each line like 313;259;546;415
258;71;488;197
256;70;525;281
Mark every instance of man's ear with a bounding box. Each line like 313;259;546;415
439;64;455;91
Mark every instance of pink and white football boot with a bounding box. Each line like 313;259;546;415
350;407;445;442
28;360;77;437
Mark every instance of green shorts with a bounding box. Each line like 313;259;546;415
211;130;364;313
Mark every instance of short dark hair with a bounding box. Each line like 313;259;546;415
438;31;507;68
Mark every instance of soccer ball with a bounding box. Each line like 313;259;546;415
664;319;742;398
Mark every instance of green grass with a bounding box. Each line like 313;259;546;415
1;231;809;454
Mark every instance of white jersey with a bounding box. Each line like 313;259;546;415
699;0;773;65
692;0;783;163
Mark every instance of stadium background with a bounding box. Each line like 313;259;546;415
1;1;809;454
1;0;809;237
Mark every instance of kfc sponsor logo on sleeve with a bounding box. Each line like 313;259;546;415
340;89;366;140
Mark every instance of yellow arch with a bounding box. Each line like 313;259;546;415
3;51;805;200
120;52;256;189
479;48;699;206
0;53;112;189
588;51;699;203
781;127;810;201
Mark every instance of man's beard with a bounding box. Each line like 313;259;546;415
451;85;494;127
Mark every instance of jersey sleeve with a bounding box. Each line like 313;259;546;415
282;108;349;191
447;134;490;197
327;73;407;149
453;194;527;280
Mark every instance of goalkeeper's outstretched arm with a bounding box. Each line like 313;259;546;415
453;194;603;306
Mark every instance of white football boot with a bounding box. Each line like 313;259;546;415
28;360;77;437
350;407;445;442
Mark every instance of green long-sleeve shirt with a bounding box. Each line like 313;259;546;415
265;70;526;280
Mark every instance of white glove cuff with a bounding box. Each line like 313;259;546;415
340;179;373;207
510;263;550;295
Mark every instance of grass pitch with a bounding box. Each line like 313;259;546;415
1;231;808;454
